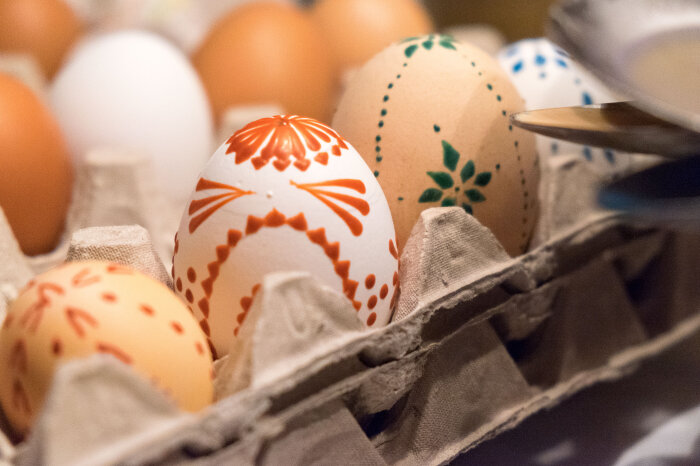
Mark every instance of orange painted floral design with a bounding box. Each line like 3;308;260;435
188;178;254;233
225;115;348;172
290;179;369;236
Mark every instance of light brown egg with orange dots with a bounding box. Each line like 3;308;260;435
0;72;73;256
0;261;214;436
311;0;434;73
0;0;82;79
192;1;335;123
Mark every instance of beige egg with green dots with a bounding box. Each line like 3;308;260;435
333;35;539;256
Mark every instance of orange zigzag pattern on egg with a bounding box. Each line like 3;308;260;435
194;208;379;344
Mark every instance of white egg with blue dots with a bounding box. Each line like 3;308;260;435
498;38;630;175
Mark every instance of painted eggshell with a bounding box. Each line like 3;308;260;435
173;115;399;357
498;38;629;174
0;261;214;435
333;35;539;256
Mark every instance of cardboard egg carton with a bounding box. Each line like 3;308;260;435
0;140;699;465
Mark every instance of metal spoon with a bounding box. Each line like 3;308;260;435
529;0;700;226
548;0;700;133
511;102;700;157
512;103;700;225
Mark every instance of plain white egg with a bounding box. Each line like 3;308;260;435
50;30;214;201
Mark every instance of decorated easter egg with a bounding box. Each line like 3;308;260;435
0;261;214;435
498;38;629;174
0;72;73;256
173;115;398;357
333;35;539;256
50;30;214;201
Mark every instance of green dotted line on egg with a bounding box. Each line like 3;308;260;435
386;42;529;229
376;35;459;182
373;68;404;179
468;54;531;253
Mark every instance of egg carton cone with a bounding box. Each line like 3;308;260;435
0;139;699;465
63;0;291;53
0;55;48;102
11;147;183;277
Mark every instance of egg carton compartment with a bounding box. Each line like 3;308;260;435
0;54;47;101
3;208;697;465
0;140;698;465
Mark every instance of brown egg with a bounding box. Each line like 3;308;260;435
0;0;82;79
193;2;335;123
311;0;433;72
0;73;73;256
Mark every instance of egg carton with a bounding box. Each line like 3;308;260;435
63;0;255;52
0;144;699;465
0;153;696;465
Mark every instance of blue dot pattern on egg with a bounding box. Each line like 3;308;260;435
582;91;593;105
497;38;628;175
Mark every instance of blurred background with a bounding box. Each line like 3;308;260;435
296;0;557;40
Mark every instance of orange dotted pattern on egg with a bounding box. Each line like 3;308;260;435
380;284;389;299
365;239;399;327
3;263;210;418
190;209;367;342
195;231;400;334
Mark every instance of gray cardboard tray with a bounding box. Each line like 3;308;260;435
0;145;697;465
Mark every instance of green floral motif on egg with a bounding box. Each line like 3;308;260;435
419;140;494;215
401;34;457;58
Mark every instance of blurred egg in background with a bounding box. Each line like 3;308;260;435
193;1;335;123
0;0;83;79
311;0;434;74
0;73;73;256
50;30;214;202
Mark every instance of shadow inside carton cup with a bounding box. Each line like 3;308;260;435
0;402;20;446
620;232;700;338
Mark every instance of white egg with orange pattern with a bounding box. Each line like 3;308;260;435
172;115;399;358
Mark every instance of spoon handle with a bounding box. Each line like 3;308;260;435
511;102;700;157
